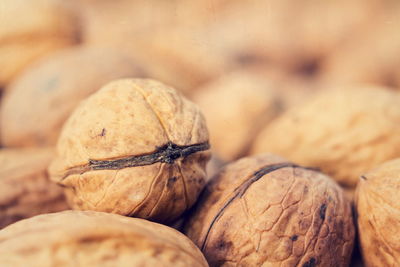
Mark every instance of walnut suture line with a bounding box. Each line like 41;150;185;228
60;141;210;180
200;162;315;250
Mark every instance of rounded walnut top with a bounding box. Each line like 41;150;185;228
0;210;208;267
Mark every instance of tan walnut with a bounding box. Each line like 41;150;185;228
0;47;146;147
0;0;80;87
184;154;355;266
0;210;209;267
356;158;400;267
0;148;69;229
251;87;400;189
49;79;211;223
193;71;283;161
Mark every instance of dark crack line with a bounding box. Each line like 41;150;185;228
60;141;210;179
200;162;315;251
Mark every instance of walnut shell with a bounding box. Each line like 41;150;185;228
321;6;400;88
0;210;208;267
80;0;222;93
251;87;400;189
355;158;400;266
49;79;210;223
184;154;355;266
193;71;282;161
0;47;146;147
0;148;68;229
0;0;80;87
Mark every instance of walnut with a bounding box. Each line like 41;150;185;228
193;71;282;161
102;26;224;94
251;87;400;189
355;158;400;266
0;148;69;229
0;47;146;147
0;0;80;87
0;210;208;266
49;79;211;223
206;155;226;182
184;154;354;266
80;0;223;94
321;7;400;88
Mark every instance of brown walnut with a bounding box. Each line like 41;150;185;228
251;87;400;189
49;79;210;223
0;0;80;87
0;47;146;147
184;154;354;266
356;158;400;266
0;148;69;229
0;210;209;267
193;71;283;161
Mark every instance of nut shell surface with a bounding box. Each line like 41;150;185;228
251;87;400;188
49;79;210;223
0;0;80;86
356;158;400;267
184;154;354;266
0;210;209;267
0;148;68;229
0;47;145;147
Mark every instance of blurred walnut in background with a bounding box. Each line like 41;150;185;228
0;0;81;88
0;148;68;229
321;6;400;88
251;87;400;191
193;71;283;161
0;47;146;147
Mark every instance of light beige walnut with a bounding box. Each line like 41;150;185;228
0;148;68;229
356;158;400;267
206;155;226;182
0;47;146;147
170;0;381;76
193;71;283;161
251;87;400;189
49;79;211;223
0;0;80;87
184;154;354;266
79;1;222;93
0;210;208;267
320;5;400;88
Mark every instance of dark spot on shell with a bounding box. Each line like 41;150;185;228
167;176;178;188
319;204;327;220
303;186;309;194
361;175;367;180
295;58;320;77
303;257;316;267
290;235;298;241
100;128;106;137
215;239;231;251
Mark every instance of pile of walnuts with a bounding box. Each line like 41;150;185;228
1;0;400;266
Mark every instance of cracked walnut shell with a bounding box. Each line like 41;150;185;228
251;87;400;189
356;158;400;266
0;148;68;229
0;210;208;267
49;79;210;223
184;154;354;266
